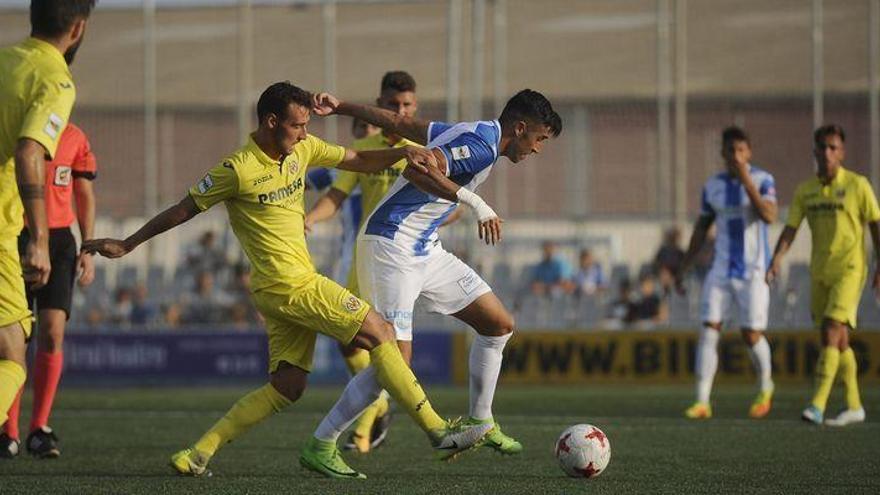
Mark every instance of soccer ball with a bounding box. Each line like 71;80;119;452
555;424;611;479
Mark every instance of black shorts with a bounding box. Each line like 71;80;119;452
18;228;77;319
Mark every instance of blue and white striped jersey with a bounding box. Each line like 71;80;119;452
700;165;776;279
306;168;362;283
362;120;502;256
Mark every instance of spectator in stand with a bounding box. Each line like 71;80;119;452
627;273;668;328
530;240;575;296
181;271;234;325
184;231;228;281
163;302;182;328
573;249;607;296
108;287;133;326
130;284;158;326
227;263;260;326
654;226;686;295
602;278;633;330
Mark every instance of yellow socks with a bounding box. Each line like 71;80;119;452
838;347;862;411
193;383;292;457
370;341;445;433
343;348;371;376
0;360;26;425
810;346;840;412
352;394;390;440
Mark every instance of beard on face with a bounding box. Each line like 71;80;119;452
64;37;83;65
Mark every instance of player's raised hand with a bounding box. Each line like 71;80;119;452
402;146;435;174
312;92;340;116
22;239;51;289
478;216;504;246
76;251;95;287
81;238;132;259
765;257;781;285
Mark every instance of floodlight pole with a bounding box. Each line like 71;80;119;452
323;1;338;143
447;0;463;122
492;0;509;215
143;0;157;218
812;0;824;129
869;0;880;190
237;0;253;146
657;0;673;218
673;0;688;224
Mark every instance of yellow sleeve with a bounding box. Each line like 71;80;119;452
188;159;239;211
859;177;880;223
304;135;346;168
18;72;76;160
786;184;805;229
331;169;358;195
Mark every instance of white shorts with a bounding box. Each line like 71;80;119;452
699;269;769;330
357;237;492;341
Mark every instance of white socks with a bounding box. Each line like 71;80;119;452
747;335;774;392
469;332;513;421
695;326;720;404
313;365;382;442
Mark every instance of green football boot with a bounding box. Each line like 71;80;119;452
464;417;523;455
299;437;366;479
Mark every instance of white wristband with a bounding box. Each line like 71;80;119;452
456;187;497;222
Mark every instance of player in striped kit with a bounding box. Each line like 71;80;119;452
299;88;562;477
676;127;777;419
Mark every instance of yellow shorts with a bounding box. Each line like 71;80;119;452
0;238;32;338
253;272;370;373
811;271;866;329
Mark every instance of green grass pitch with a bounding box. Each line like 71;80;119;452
1;384;877;494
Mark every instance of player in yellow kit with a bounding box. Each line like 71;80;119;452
767;124;880;427
0;0;94;454
83;82;493;479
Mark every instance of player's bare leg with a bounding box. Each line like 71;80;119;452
742;328;773;418
452;292;521;454
686;322;720;419
0;323;27;459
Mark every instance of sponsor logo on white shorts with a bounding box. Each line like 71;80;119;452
457;273;480;295
197;174;214;193
384;310;413;330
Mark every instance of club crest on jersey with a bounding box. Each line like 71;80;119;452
836;189;846;199
450;145;471;161
344;295;362;312
197;174;214;193
288;160;300;175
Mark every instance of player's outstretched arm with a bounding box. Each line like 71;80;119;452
675;215;713;294
82;195;201;259
15;138;51;289
766;225;798;284
869;221;880;291
402;150;503;245
337;145;434;174
313;93;431;145
305;188;348;233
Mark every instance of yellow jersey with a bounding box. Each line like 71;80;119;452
332;133;416;224
787;167;880;280
0;38;76;238
188;134;346;291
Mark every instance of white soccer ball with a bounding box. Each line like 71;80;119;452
555;424;611;479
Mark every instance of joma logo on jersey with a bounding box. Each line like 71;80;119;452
257;178;303;204
252;174;273;186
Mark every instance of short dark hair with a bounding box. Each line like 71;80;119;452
721;126;749;145
30;0;95;38
499;89;562;137
380;71;416;94
257;81;312;123
814;124;846;146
